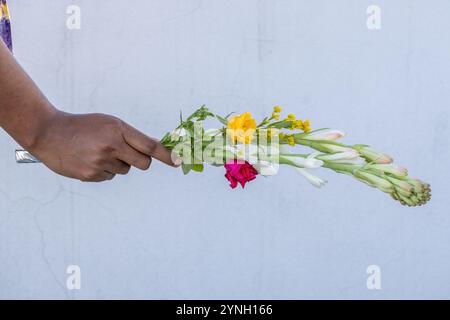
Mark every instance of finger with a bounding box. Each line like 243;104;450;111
102;172;116;181
150;140;182;167
104;159;131;175
121;122;181;167
82;171;116;182
117;144;152;171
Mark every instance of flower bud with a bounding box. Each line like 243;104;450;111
353;145;393;164
366;164;408;177
318;150;359;161
387;177;413;193
315;143;355;154
281;155;324;169
302;129;346;141
410;180;423;194
296;168;327;188
354;171;394;193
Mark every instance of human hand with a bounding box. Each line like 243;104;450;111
26;111;181;182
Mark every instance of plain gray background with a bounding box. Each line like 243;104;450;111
0;0;449;299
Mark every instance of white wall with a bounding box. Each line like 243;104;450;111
0;0;448;299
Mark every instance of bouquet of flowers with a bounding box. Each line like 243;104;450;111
160;105;431;207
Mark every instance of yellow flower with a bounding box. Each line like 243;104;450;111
1;3;10;19
287;135;296;146
292;120;304;130
303;119;311;133
273;105;282;113
227;112;257;144
271;112;280;120
286;113;296;121
279;132;286;140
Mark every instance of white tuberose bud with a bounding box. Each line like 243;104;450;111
318;150;359;161
282;153;324;169
367;163;408;177
296;168;327;188
302;129;346;141
354;145;393;164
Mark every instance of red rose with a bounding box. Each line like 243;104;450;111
224;160;258;189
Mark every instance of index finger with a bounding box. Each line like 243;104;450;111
121;122;182;167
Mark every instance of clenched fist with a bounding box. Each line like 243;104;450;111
27;111;181;182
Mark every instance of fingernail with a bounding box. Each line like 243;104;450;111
171;152;183;166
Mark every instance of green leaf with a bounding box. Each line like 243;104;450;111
182;163;193;175
186;105;214;122
267;120;293;129
225;112;235;119
215;114;228;126
192;164;204;172
257;116;269;127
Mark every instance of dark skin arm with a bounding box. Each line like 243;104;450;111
0;40;181;181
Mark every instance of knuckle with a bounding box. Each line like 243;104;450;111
81;170;98;182
92;155;105;166
113;117;126;132
99;143;115;154
102;116;125;135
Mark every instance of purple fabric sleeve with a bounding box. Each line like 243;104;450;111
0;0;12;51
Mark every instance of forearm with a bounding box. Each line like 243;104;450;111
0;39;57;149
